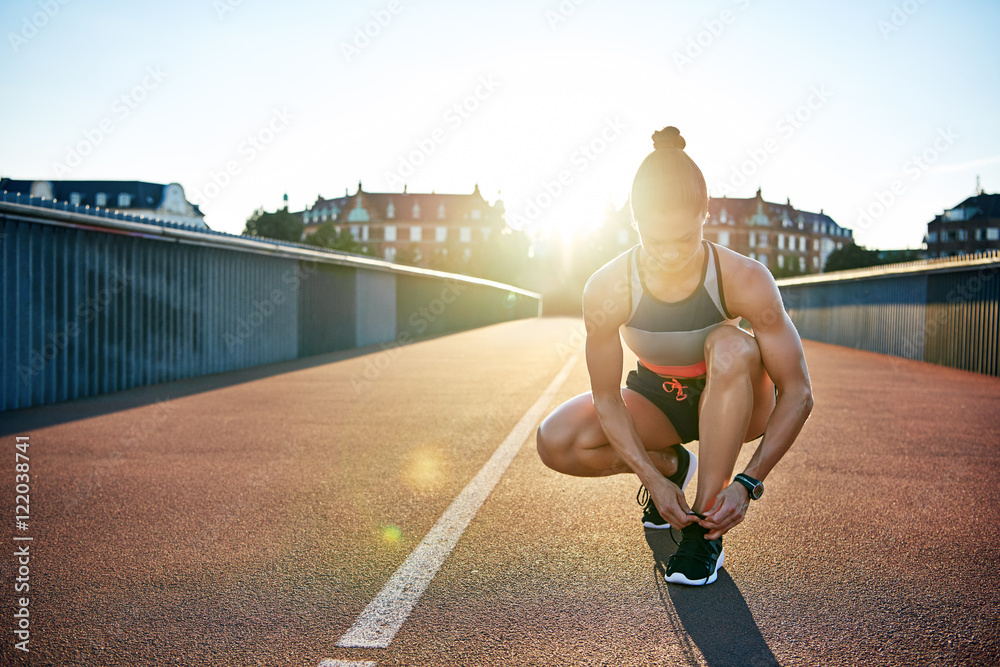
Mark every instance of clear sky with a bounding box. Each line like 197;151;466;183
2;0;998;249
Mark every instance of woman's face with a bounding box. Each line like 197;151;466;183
636;209;706;273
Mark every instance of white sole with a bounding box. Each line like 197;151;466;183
664;548;725;586
642;451;698;530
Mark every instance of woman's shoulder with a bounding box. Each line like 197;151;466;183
583;245;636;320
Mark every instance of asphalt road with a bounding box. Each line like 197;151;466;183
2;316;999;666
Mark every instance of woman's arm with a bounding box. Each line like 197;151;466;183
583;265;695;529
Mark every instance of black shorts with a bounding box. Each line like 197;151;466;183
625;363;706;444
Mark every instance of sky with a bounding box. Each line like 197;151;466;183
2;0;998;250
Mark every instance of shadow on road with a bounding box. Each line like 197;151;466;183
645;530;780;667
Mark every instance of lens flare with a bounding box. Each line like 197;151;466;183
381;525;401;544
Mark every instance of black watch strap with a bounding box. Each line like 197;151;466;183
733;473;764;500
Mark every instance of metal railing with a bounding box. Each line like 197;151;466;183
777;251;1000;377
0;195;541;411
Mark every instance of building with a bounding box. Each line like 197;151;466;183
295;182;504;265
0;179;207;229
924;192;1000;258
604;188;852;274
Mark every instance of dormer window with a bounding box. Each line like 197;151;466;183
437;203;446;220
118;193;131;207
69;192;82;206
95;193;107;207
412;203;420;219
719;209;728;224
386;201;395;219
347;205;370;223
470;209;481;220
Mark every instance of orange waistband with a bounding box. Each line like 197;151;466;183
638;359;707;378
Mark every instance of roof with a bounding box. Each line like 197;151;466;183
709;190;844;231
931;192;1000;223
296;183;502;225
0;179;203;216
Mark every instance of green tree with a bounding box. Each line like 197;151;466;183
770;256;809;279
242;206;303;242
302;220;373;255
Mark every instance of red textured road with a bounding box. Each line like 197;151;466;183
2;317;999;666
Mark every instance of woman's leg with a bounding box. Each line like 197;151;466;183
536;388;685;478
692;325;776;513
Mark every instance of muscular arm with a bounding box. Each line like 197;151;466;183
699;259;813;538
730;262;814;482
583;263;694;528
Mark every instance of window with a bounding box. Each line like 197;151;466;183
386;201;395;219
384;225;397;242
435;226;447;242
940;231;950;242
717;231;730;247
321;211;329;222
799;256;806;272
987;228;1000;241
118;193;131;207
384;247;397;262
799;236;806;252
758;232;769;248
412;203;420;219
347;205;369;222
956;229;968;241
410;225;422;242
749;252;756;261
95;192;107;207
813;256;820;269
777;234;785;250
749;232;756;248
974;229;982;241
437;203;446;220
362;225;369;241
350;225;360;240
69;192;81;206
471;209;481;220
813;239;820;251
720;209;728;223
928;232;938;243
836;242;843;250
777;255;785;268
459;227;472;243
759;254;768;267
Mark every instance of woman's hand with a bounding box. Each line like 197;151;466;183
699;483;750;540
647;474;696;530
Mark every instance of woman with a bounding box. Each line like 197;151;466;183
536;126;814;586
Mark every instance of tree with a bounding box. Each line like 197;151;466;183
242;206;303;242
302;219;373;255
770;256;809;279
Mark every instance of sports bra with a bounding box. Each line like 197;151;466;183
619;241;735;378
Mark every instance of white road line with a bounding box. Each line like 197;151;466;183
335;353;580;649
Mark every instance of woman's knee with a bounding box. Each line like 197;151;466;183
705;326;761;379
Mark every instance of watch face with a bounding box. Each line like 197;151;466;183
750;482;763;500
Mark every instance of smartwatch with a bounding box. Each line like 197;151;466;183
733;473;764;500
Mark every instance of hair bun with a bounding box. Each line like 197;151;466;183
652;126;686;151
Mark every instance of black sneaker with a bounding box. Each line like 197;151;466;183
664;521;725;586
637;445;697;530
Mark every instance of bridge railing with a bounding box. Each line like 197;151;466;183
777;251;1000;377
0;195;541;411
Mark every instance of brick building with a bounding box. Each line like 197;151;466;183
295;183;504;265
924;192;1000;258
604;188;853;274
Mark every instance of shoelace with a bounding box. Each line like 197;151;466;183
667;513;718;584
668;511;706;546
